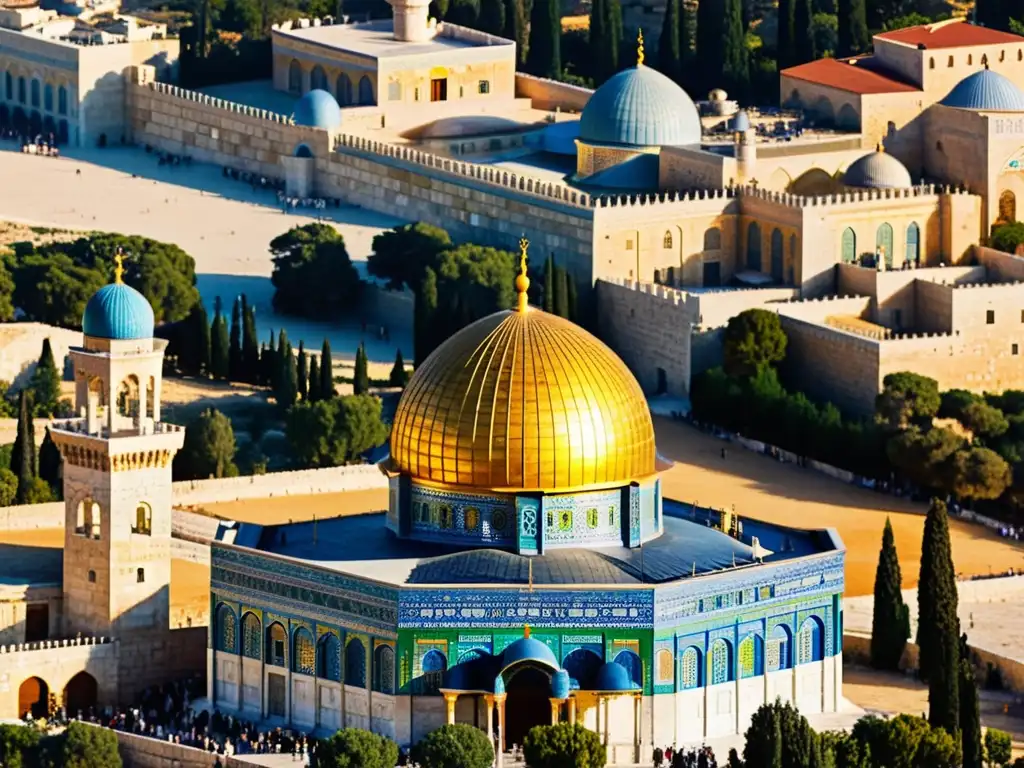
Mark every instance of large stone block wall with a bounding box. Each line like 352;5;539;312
0;586;61;646
105;726;251;768
0;323;79;391
172;463;387;505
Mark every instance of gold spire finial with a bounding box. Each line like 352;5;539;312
637;28;645;66
876;142;884;153
516;236;530;313
113;248;124;284
524;624;531;639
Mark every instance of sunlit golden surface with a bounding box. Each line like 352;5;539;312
391;308;656;492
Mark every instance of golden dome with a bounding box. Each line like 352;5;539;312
390;306;657;493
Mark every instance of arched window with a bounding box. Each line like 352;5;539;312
117;375;140;419
710;639;732;685
738;634;764;679
982;54;988;66
968;54;973;65
1018;49;1022;61
132;502;152;535
876;222;894;269
704;227;722;251
76;499;101;539
789;233;798;261
563;648;602;689
770;228;784;282
797;617;824;664
663;230;673;249
746;221;762;271
999;190;1016;223
680;647;702;690
841;227;856;264
30;79;39;108
288;60;302;94
18;77;26;104
768;625;792;671
906;222;921;265
58;85;67;115
358;75;374;105
266;622;287;667
655;649;674;685
43;84;53;112
215;604;237;653
4;72;11;100
613;650;643;687
373;644;396;694
293;627;315;675
316;633;341;681
948;55;954;67
1001;50;1006;62
310;65;327;92
345;638;367;688
337;74;353;106
420;649;447;693
241;613;261;659
929;57;935;69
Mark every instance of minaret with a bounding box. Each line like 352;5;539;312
387;0;434;42
734;110;757;183
51;252;185;699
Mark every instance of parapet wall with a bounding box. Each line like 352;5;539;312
514;72;592;112
976;245;1024;282
109;727;252;768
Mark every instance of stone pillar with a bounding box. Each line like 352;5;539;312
137;382;146;433
549;698;561;725
484;694;495;743
444;692;458;725
568;696;577;724
602;696;610;746
633;694;641;764
495;693;507;754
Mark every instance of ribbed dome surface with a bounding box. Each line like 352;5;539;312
293;88;342;129
82;282;154;340
941;69;1024;111
732;110;751;131
843;149;913;189
579;66;701;147
391;307;656;492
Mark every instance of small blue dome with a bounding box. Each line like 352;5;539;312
500;637;560;671
593;662;640;692
443;653;498;692
82;282;154;340
579;66;701;147
550;670;571;700
941;68;1024;111
293;89;342;129
732;110;751;132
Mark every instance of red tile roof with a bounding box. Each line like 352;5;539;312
875;20;1024;49
780;58;921;95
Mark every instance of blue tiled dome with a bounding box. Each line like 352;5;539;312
550;670;571;699
843;149;913;189
732;110;751;132
579;66;701;147
593;662;641;692
293;89;342;129
82;282;154;340
941;68;1024;111
500;637;559;671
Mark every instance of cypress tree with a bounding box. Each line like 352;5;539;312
960;634;982;768
242;297;259;384
658;0;682;81
415;268;439;366
566;271;578;322
258;343;268;386
14;390;34;505
918;498;960;733
389;349;408;387
308;354;322;402
696;0;721;93
776;0;794;69
554;266;569;318
870;518;910;671
837;0;868;57
590;0;623;84
320;339;335;399
211;297;230;380
503;0;528;64
195;302;212;376
297;341;308;401
267;330;279;390
38;427;61;498
543;254;555;313
447;0;479;27
353;343;370;396
794;0;814;65
526;0;561;78
277;342;297;409
229;296;242;381
31;338;61;417
721;0;749;97
479;0;505;34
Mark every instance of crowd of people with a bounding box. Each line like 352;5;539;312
6;131;60;156
654;744;720;768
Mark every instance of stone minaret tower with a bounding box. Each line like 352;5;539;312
733;110;757;184
51;254;185;698
387;0;434;41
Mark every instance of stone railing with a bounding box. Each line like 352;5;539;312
741;183;970;209
147;82;293;125
0;636;113;654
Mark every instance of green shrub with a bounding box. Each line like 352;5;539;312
0;723;40;768
60;722;121;768
522;722;606;768
985;728;1013;768
318;728;399;768
411;723;494;768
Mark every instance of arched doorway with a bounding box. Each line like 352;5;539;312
336;74;353;106
18;676;48;719
63;672;98;715
504;667;552;747
770;228;784;282
999;189;1016;223
746;222;762;271
841;227;856;264
288;60;302;94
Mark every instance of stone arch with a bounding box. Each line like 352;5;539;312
76;498;100;539
132;501;152;535
841;227;856;264
906;221;921;265
87;375;106;407
373;644;395;694
43;83;53;112
999;189;1016;223
116;374;140;418
294;143;314;158
241;612;261;659
790;168;833;195
358;75;374;105
812;96;834;126
310;65;327;92
292;626;315;675
709;638;732;685
797;616;825;664
655;648;674;686
768;167;792;191
63;672;97;715
288;59;302;94
783;88;801;109
836;103;859;130
768;625;792;671
317;632;341;681
345;637;367;688
738;633;764;678
746;221;762;271
662;229;673;249
703;227;722;251
18;676;48;719
788;233;798;282
58;85;67;115
17;76;26;104
929;57;935;69
336;73;353;106
146;376;155;419
770;227;784;281
265;622;287;667
680;646;702;689
876;222;894;268
215;603;237;653
613;649;642;687
562;648;603;689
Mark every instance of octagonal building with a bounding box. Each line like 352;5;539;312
207;245;845;760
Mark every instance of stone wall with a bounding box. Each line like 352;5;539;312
0;501;64;530
0;323;80;391
103;726;250;768
171;463;387;505
976;244;1024;282
514;72;591;112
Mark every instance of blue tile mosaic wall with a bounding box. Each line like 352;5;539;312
408;485;516;545
542;489;621;547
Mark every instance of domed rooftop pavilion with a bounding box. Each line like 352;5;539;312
843;146;913;189
82;253;155;341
